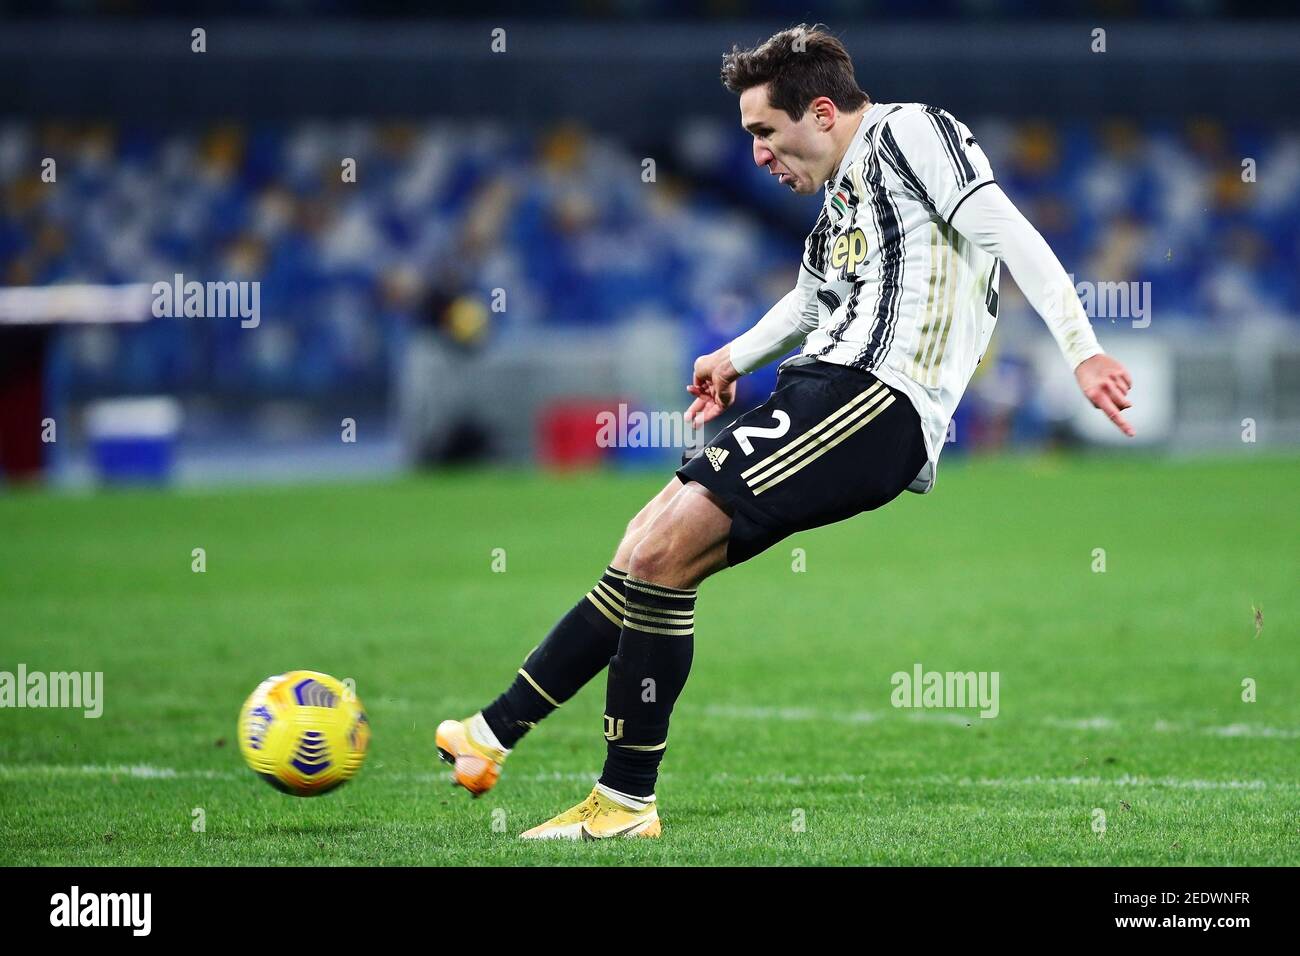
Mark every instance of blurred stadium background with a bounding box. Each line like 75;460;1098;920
0;2;1297;484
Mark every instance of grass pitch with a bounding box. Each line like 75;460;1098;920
1;453;1297;866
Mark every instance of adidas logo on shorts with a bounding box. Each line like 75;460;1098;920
704;446;729;471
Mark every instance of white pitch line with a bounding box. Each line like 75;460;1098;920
710;772;1300;790
1041;716;1121;730
3;765;1296;793
1202;723;1300;739
396;770;598;785
924;774;1300;792
0;764;237;781
372;701;1300;739
691;704;1300;739
696;704;877;724
0;764;604;787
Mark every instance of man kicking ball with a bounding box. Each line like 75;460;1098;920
436;23;1134;839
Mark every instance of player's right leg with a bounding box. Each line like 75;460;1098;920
521;481;732;839
436;475;684;796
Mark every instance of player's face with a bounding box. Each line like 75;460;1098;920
740;85;830;196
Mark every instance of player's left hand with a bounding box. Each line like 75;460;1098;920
686;346;740;425
1074;353;1135;437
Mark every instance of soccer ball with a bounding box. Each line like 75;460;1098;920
238;670;370;796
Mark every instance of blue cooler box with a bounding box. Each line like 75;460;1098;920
85;397;181;484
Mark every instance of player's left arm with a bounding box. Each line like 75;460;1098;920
949;184;1135;437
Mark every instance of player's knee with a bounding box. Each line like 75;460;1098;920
626;531;680;585
623;483;676;542
620;510;652;554
626;504;651;536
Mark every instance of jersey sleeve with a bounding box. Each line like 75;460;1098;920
729;265;821;375
875;106;995;224
950;182;1103;370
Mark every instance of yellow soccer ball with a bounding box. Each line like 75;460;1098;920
238;671;370;796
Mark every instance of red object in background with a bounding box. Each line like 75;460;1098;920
0;328;48;482
538;398;623;470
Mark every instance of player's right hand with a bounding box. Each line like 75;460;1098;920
686;346;739;425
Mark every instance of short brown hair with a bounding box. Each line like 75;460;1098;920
720;24;869;122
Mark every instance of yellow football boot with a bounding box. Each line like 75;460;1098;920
435;714;506;796
519;787;661;840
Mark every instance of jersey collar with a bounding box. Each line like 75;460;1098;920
824;102;887;198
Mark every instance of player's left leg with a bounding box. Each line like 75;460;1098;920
437;475;687;795
520;482;732;838
478;475;687;736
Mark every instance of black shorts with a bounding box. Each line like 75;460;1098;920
677;359;928;566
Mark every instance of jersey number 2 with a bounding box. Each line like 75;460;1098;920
733;410;791;455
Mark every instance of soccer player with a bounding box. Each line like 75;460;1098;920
436;23;1134;839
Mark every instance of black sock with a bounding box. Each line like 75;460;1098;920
598;576;696;799
481;566;627;749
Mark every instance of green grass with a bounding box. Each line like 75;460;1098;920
1;453;1297;865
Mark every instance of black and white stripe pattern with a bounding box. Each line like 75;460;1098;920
924;106;977;189
802;207;833;279
784;102;1002;478
851;179;906;372
816;279;861;357
841;134;906;371
621;578;696;638
814;174;864;356
878;123;935;213
816;131;910;372
584;565;628;628
816;287;842;313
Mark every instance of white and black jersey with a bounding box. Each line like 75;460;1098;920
785;102;1001;492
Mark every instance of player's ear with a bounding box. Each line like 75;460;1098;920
811;96;835;131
